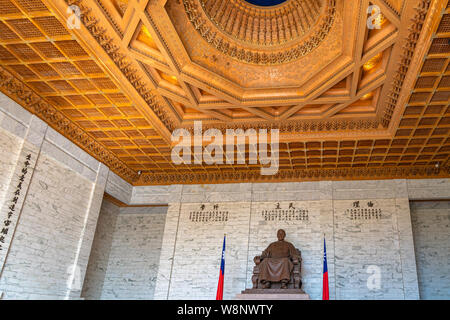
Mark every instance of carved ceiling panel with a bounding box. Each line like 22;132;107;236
121;0;406;131
0;0;448;185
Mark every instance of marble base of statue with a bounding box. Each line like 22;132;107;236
235;288;310;300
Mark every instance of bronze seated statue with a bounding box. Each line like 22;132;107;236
251;229;302;290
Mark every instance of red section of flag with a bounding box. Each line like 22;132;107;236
216;270;224;300
322;271;329;300
322;237;329;300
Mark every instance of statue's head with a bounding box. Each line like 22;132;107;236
277;229;286;241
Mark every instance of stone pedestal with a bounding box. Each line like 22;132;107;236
235;289;310;300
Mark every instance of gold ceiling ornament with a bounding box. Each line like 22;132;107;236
360;92;374;101
183;0;336;65
138;165;450;186
113;0;129;15
0;66;138;183
381;0;405;16
66;0;178;132
363;53;383;71
200;0;324;46
137;25;158;50
179;117;381;134
2;0;448;186
382;0;432;127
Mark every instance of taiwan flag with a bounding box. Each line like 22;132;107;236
322;237;329;300
216;235;226;300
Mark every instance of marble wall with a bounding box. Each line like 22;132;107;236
105;171;133;205
147;180;424;300
134;178;448;300
168;201;251;300
0;127;21;211
82;200;167;300
81;200;120;299
0;153;94;299
333;198;405;299
332;180;419;300
0;92;108;299
410;201;450;300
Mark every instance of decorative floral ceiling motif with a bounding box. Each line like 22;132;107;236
183;0;335;65
200;0;324;47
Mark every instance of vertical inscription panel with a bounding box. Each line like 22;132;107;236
0;153;94;299
247;201;327;300
334;199;404;299
168;202;251;300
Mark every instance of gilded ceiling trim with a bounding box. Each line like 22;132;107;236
0;66;138;183
381;0;402;16
144;11;182;72
180;118;381;134
65;0;429;136
183;0;337;65
381;0;431;127
179;67;385;135
13;0;443;187
65;0;178;131
63;0;433;136
94;0;124;38
181;58;354;103
138;165;450;185
133;45;171;68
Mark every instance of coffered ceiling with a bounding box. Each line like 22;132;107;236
0;0;449;185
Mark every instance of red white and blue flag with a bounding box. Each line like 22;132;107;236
322;237;329;300
216;235;226;300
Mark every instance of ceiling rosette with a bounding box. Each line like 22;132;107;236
183;0;336;64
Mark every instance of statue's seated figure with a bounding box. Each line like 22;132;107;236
252;229;302;289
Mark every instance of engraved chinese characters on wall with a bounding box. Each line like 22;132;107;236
346;201;382;221
261;202;309;222
189;204;229;223
0;154;31;251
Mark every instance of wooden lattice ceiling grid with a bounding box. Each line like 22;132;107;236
0;0;448;185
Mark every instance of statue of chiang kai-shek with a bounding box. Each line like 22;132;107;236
258;229;300;289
